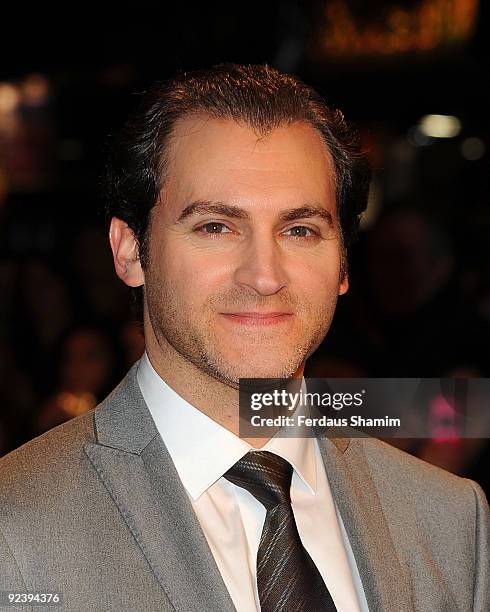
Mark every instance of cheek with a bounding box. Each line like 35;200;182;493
291;256;341;297
160;246;231;306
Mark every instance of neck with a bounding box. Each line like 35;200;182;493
143;311;305;449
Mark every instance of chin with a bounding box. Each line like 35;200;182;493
222;359;302;382
204;342;309;382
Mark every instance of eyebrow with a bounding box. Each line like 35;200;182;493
279;206;334;227
176;200;334;227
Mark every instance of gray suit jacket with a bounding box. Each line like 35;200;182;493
1;363;489;612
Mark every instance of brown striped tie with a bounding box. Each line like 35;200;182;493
224;451;337;611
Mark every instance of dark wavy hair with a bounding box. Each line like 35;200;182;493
105;63;371;320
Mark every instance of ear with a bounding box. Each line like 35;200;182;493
339;273;349;296
109;217;145;287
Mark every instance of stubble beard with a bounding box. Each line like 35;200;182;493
145;274;339;390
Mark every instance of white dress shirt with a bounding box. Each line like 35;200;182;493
137;352;369;612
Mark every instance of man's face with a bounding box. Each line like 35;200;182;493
143;116;347;385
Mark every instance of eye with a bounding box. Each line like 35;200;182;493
284;226;318;238
197;222;232;235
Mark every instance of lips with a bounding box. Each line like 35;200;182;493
222;312;292;318
219;312;293;326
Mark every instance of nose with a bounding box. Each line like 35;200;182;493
233;232;289;296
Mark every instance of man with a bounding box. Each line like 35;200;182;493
0;64;488;612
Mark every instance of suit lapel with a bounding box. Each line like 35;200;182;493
84;364;236;612
317;435;414;611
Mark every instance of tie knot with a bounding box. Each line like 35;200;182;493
224;451;293;510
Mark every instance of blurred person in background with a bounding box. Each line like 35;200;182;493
315;205;489;378
0;64;489;612
35;321;124;434
0;341;36;455
457;205;490;326
9;257;74;394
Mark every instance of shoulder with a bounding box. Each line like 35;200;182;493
0;409;103;555
351;436;488;516
0;410;96;494
0;363;149;524
0;362;141;493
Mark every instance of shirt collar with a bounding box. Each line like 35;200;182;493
137;352;317;500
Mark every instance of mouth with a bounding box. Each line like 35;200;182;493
219;312;294;326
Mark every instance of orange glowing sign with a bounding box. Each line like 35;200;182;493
314;0;479;59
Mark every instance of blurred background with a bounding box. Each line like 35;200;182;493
1;0;489;494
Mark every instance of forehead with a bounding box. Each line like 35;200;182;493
161;115;336;209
